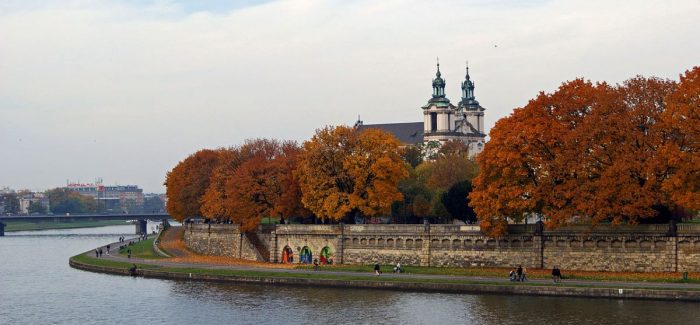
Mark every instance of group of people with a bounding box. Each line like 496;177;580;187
509;265;527;282
373;262;403;276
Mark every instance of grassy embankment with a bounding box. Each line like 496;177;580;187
118;238;165;259
70;252;700;291
4;220;127;232
294;264;700;284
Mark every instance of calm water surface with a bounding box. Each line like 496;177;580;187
1;224;699;324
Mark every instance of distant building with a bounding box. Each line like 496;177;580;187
18;192;50;215
65;181;144;213
356;62;486;156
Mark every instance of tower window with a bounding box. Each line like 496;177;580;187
430;113;437;132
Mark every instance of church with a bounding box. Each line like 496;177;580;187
356;62;486;157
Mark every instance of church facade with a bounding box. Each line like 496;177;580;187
357;62;486;156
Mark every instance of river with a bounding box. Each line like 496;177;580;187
1;225;698;324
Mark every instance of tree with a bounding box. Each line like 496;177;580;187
142;196;165;213
442;181;477;223
661;67;700;211
1;193;20;214
165;149;220;222
296;126;408;222
223;140;310;231
27;201;46;214
47;188;97;214
470;71;698;237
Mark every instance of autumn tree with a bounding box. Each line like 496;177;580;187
46;188;97;214
661;67;700;210
470;70;699;237
296;126;408;223
165;149;220;222
223;140;309;231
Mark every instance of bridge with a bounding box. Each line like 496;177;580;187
0;213;172;236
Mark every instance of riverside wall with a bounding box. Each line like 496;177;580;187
185;223;700;272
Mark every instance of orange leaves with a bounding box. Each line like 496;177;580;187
296;126;408;222
471;69;700;237
165;149;221;222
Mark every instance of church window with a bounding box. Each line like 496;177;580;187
430;113;437;132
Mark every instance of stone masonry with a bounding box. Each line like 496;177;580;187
184;222;700;272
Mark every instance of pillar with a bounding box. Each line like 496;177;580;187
135;219;147;235
0;222;5;236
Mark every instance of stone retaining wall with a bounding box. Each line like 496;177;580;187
186;223;700;272
183;224;262;261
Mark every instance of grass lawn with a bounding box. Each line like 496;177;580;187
72;253;160;269
118;238;165;259
4;220;127;232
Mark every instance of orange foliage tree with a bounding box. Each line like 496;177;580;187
165;149;221;222
471;69;699;237
296;126;408;222
223;140;310;231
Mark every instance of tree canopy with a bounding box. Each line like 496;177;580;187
470;67;700;236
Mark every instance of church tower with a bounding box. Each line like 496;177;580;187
422;60;458;145
455;63;486;155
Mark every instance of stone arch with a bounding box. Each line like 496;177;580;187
583;240;595;248
360;238;367;246
596;240;608;248
624;240;637;249
344;238;351;247
556;240;566;248
511;239;521;248
475;239;484;247
639;240;652;249
352;238;359;245
280;245;294;264
569;239;580;248
319;246;332;264
441;239;451;249
300;246;312;264
452;239;461;249
415;239;423;248
611;240;622;248
405;239;414;248
464;239;473;247
679;240;691;251
499;239;509;248
369;238;376;246
486;239;496;248
396;238;404;248
377;238;385;247
386;238;395;247
522;239;533;248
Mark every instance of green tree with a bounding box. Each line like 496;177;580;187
27;201;46;214
47;188;97;214
1;193;20;214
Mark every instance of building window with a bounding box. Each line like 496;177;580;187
430;112;437;132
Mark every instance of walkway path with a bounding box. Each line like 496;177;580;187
88;229;700;291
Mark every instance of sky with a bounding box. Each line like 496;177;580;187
1;0;698;193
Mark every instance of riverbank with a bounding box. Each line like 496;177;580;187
69;238;700;302
4;220;127;232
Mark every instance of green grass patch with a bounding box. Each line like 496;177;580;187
4;220;127;232
72;252;159;269
118;238;164;259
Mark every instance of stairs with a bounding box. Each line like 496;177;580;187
245;231;270;262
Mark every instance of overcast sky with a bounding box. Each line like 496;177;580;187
1;0;698;193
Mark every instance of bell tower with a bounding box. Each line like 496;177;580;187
422;59;457;144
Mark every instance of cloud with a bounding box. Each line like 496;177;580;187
0;0;698;191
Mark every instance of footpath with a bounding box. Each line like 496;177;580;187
69;230;700;302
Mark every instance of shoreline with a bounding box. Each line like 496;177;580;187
69;252;700;302
4;220;129;232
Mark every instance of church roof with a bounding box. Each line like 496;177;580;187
357;122;424;145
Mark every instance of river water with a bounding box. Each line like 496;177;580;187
1;225;698;324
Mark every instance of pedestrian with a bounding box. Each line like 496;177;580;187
393;262;402;274
552;266;561;283
509;268;516;281
127;249;132;259
95;249;99;258
99;248;103;257
106;245;110;254
516;265;523;282
522;266;527;282
129;264;137;276
313;258;319;271
374;262;381;276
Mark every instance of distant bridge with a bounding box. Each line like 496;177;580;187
0;213;173;236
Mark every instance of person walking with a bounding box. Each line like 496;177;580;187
374;262;381;276
516;265;523;282
552;266;561;283
521;266;527;282
95;249;99;258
